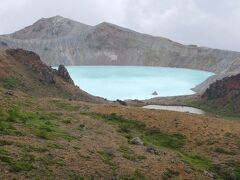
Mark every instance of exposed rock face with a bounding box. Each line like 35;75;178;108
1;16;240;92
42;66;55;84
202;73;240;104
57;64;74;84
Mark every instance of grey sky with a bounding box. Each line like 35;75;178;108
0;0;239;51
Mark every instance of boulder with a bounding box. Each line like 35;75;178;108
146;146;161;155
129;137;144;145
5;90;14;96
152;91;158;95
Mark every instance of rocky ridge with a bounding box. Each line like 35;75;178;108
1;16;240;93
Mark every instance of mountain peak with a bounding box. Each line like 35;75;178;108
96;21;134;33
36;15;68;24
5;16;91;40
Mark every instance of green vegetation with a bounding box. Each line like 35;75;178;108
98;150;116;167
211;161;240;179
187;100;240;118
62;119;72;124
0;78;23;89
0;139;13;146
0;108;73;140
50;99;80;111
47;143;65;149
82;112;186;150
180;153;212;171
68;171;84;180
20;144;48;153
195;139;204;146
214;147;237;155
162;168;179;180
118;146;146;162
120;170;147;180
0;148;34;172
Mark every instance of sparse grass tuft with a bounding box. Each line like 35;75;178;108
50;99;80;111
69;170;84;180
180;153;212;171
98;150;116;167
0;139;13;146
0;78;23;89
47;143;65;149
120;169;147;180
211;161;240;179
0;148;34;172
10;154;34;172
162;168;179;180
62;119;72;124
21;144;48;153
214;147;237;155
187;100;240;118
118;146;146;162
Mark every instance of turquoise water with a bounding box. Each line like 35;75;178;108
63;66;214;100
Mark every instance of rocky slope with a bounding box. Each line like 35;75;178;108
0;48;104;103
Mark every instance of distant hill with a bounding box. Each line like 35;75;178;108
1;16;240;92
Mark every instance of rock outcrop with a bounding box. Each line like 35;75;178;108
1;16;240;92
202;73;240;102
57;64;74;84
41;66;55;84
202;73;240;115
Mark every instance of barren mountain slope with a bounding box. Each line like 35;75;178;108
0;16;240;75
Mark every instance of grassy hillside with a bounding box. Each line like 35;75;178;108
0;49;239;179
0;89;240;179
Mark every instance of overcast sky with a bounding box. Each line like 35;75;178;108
0;0;240;51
